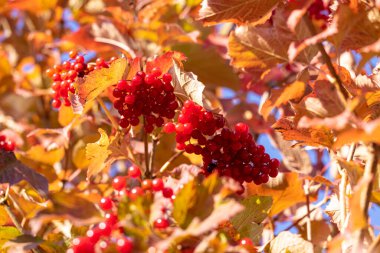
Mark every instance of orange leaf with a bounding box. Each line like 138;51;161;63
199;0;279;26
145;51;186;74
246;172;306;216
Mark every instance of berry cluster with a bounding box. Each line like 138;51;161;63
163;100;225;152
164;101;279;186
0;134;15;152
201;124;279;186
46;51;115;108
113;68;178;133
68;165;174;253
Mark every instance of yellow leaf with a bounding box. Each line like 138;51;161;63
77;58;127;108
58;105;75;126
26;145;64;166
260;81;306;120
85;129;112;179
246;172;306;216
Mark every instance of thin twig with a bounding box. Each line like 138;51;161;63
94;37;136;58
148;136;159;178
97;98;119;130
354;143;380;251
302;15;350;99
369;233;380;253
304;179;312;241
3;202;24;233
143;118;150;178
284;193;329;231
158;150;185;175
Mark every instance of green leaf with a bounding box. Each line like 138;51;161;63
231;196;272;238
0;226;21;248
171;43;239;90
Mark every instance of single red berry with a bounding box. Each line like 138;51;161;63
163;122;176;133
99;197;113;211
116;237;133;253
52;99;61;109
154;218;169;229
129;186;143;200
151;67;162;77
142;179;152;190
144;74;156;85
4;141;15;152
128;165;141;178
112;176;127;191
98;222;112;236
70;237;95;253
239;238;253;246
162;73;172;83
75;55;85;64
152;178;164;192
86;228;102;243
69;50;77;59
269;168;279;178
162;187;173;198
105;212;118;226
235;122;249;134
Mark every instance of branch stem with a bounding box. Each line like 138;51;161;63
302;15;349;99
148;136;159;178
158;150;185;175
143;118;150;178
97;98;119;130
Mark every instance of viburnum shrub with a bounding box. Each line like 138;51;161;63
2;1;380;253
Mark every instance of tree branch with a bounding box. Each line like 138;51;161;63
158;150;185;175
302;15;350;99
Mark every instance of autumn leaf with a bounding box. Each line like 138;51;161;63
273;117;334;148
264;231;314;253
25;145;64;166
77;57;127;108
198;0;279;26
231;196;272;238
0;226;21;248
85;129;112;179
246;172;306;216
260;81;306;120
169;60;206;108
146;51;186;74
0;150;48;196
171;43;239;90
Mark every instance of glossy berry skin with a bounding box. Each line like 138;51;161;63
86;228;102;243
99;197;113;211
153;218;169;229
105;213;118;227
239;238;253;247
128;165;141;178
112;176;127;191
142;179;152;190
162;187;174;198
68;237;95;253
163;122;176;133
0;135;15;152
129;187;143;200
152;178;164;192
116;237;133;253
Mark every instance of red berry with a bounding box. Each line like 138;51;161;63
235;122;249;134
69;50;77;59
75;55;85;63
117;80;128;90
128;165;141;178
163;122;176;133
151;67;162;77
154;218;169;229
116;237;133;253
52;99;61;108
152;178;164;191
112;176;127;191
239;238;253;246
162;187;173;198
129;186;143;200
162;73;172;83
105;212;118;226
99;197;113;211
98;222;112;236
144;74;156;85
86;228;102;243
70;237;95;253
142;179;152;190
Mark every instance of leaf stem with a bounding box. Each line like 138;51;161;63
143;118;150;178
158;150;185;175
304;179;312;241
302;15;350;99
97;98;119;130
3;201;24;233
148;136;159;178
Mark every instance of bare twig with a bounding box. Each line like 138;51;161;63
97;98;119;130
94;37;136;58
158;150;185;175
304;179;312;241
149;136;159;178
143;118;150;178
302;15;350;99
369;234;380;253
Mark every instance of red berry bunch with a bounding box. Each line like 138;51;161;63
201;123;279;185
46;51;115;109
112;68;178;133
163;100;225;152
0;134;15;152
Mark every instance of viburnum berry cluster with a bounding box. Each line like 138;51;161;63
46;51;116;108
164;100;279;186
112;68;178;133
68;165;174;253
0;134;15;152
